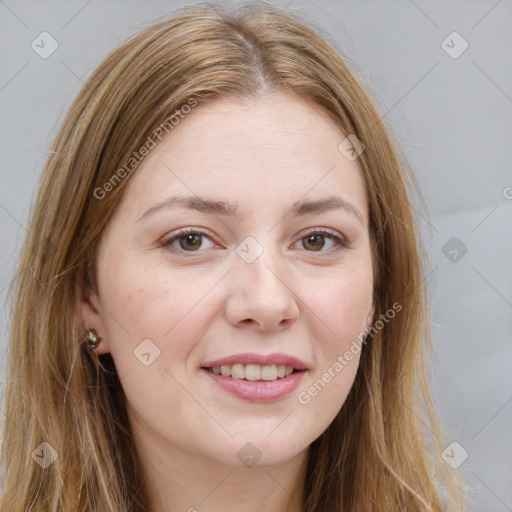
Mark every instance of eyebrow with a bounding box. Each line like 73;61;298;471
137;194;365;225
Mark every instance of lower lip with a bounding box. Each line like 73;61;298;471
201;368;306;402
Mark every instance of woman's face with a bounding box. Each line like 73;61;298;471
82;93;374;468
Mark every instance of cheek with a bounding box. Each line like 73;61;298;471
296;264;371;412
101;253;185;330
96;256;212;415
97;254;220;370
308;265;373;347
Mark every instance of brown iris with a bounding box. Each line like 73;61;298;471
302;234;325;251
179;233;203;251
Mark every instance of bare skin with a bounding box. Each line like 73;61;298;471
76;93;374;512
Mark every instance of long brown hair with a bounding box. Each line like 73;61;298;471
0;3;465;510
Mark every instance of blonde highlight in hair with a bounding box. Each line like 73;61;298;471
1;3;465;511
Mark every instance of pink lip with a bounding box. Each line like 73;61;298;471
202;368;306;402
201;352;308;370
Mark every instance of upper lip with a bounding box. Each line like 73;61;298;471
202;353;308;370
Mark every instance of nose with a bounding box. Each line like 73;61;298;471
225;248;300;331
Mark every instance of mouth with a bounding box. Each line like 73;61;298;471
204;363;301;381
201;352;308;381
200;353;308;402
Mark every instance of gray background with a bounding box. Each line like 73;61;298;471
1;1;511;510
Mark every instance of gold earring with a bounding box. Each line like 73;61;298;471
85;326;102;350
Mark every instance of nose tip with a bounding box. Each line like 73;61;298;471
225;252;300;331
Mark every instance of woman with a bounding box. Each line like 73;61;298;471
0;3;465;511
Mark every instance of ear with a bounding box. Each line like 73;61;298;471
73;280;111;355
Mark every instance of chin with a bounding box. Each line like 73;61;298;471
204;435;307;469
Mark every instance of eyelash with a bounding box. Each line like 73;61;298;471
159;227;349;256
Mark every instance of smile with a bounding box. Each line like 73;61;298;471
201;353;308;402
209;363;295;381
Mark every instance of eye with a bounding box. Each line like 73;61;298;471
160;227;348;256
294;229;348;253
160;228;215;253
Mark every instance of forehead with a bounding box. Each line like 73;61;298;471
115;94;368;223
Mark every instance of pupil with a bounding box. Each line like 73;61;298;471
305;234;323;251
181;234;201;250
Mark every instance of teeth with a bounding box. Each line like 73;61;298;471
231;364;244;379
209;364;296;381
245;364;261;381
261;365;277;381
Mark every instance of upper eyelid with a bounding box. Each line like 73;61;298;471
161;227;214;243
295;226;344;240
